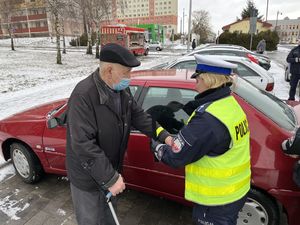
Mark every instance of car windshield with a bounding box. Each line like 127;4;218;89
234;78;297;131
151;62;169;69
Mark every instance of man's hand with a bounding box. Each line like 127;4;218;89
108;174;125;196
295;57;300;63
151;139;165;161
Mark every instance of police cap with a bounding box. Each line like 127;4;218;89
100;43;141;67
191;54;237;78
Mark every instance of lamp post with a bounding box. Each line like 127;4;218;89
275;11;282;32
187;0;192;52
265;0;269;21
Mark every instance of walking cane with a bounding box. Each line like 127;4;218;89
106;192;121;225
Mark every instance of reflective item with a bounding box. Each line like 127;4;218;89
113;78;131;91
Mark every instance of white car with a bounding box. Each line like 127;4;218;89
148;41;163;51
151;55;274;92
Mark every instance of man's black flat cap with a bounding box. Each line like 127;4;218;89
100;43;141;67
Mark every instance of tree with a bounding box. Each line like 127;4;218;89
241;0;263;19
0;0;17;51
68;0;110;55
192;10;213;44
46;0;69;64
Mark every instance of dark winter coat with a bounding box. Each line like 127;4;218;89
66;69;168;191
192;40;196;50
287;45;300;75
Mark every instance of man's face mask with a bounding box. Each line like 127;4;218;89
113;78;131;91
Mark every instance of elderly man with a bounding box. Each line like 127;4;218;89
66;43;170;225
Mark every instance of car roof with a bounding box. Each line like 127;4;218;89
176;54;250;63
131;69;195;82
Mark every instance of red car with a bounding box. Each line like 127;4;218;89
0;69;299;225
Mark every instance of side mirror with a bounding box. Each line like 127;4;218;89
47;118;58;129
282;127;300;155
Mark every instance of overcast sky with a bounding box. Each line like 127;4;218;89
178;0;300;34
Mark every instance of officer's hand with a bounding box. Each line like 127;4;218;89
151;139;165;161
165;135;174;146
108;174;126;196
295;57;300;63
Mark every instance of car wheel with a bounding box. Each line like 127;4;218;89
238;189;280;225
156;47;161;51
10;143;44;184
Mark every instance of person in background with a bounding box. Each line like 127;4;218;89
66;43;170;225
151;55;251;225
287;40;300;100
192;39;196;51
256;39;266;54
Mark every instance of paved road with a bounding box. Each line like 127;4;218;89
0;173;193;225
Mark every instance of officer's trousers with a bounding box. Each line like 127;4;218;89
70;183;117;225
289;73;300;100
192;194;248;225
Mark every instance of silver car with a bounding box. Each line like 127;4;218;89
151;55;274;92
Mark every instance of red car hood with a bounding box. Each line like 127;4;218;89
1;99;67;122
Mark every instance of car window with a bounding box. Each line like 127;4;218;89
171;60;197;69
235;78;297;131
229;61;260;77
212;50;237;56
142;87;198;134
129;85;138;96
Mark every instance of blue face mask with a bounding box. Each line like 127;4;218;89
113;78;131;91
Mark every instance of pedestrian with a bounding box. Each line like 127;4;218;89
151;55;251;225
287;40;300;100
192;39;196;51
66;43;170;225
256;39;266;54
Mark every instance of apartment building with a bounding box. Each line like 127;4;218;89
110;0;178;38
0;0;82;39
268;17;300;43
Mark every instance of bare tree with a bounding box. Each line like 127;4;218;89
0;0;17;50
68;0;111;55
46;0;69;64
192;10;213;44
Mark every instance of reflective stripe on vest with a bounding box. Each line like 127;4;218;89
185;96;251;206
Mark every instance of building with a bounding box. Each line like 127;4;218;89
109;0;177;38
135;23;165;43
222;18;272;34
267;17;300;43
0;0;82;39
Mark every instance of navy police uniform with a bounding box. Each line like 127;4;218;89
152;55;250;225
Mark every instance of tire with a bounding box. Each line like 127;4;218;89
238;189;280;225
10;143;44;184
156;47;161;51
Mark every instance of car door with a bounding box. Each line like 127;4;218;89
41;85;142;173
124;80;197;198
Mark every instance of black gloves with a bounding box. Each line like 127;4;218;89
150;139;165;161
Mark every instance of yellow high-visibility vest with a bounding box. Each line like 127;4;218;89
185;96;251;205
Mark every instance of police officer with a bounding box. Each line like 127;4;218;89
287;40;300;100
151;55;251;225
66;43;170;225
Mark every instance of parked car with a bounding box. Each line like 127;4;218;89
148;41;163;51
1;69;300;225
206;44;271;62
185;47;271;71
151;55;274;92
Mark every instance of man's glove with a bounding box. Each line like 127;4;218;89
295;57;300;63
151;139;165;161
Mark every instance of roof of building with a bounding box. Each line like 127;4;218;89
222;18;272;31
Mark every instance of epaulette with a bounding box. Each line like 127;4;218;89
196;102;212;114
